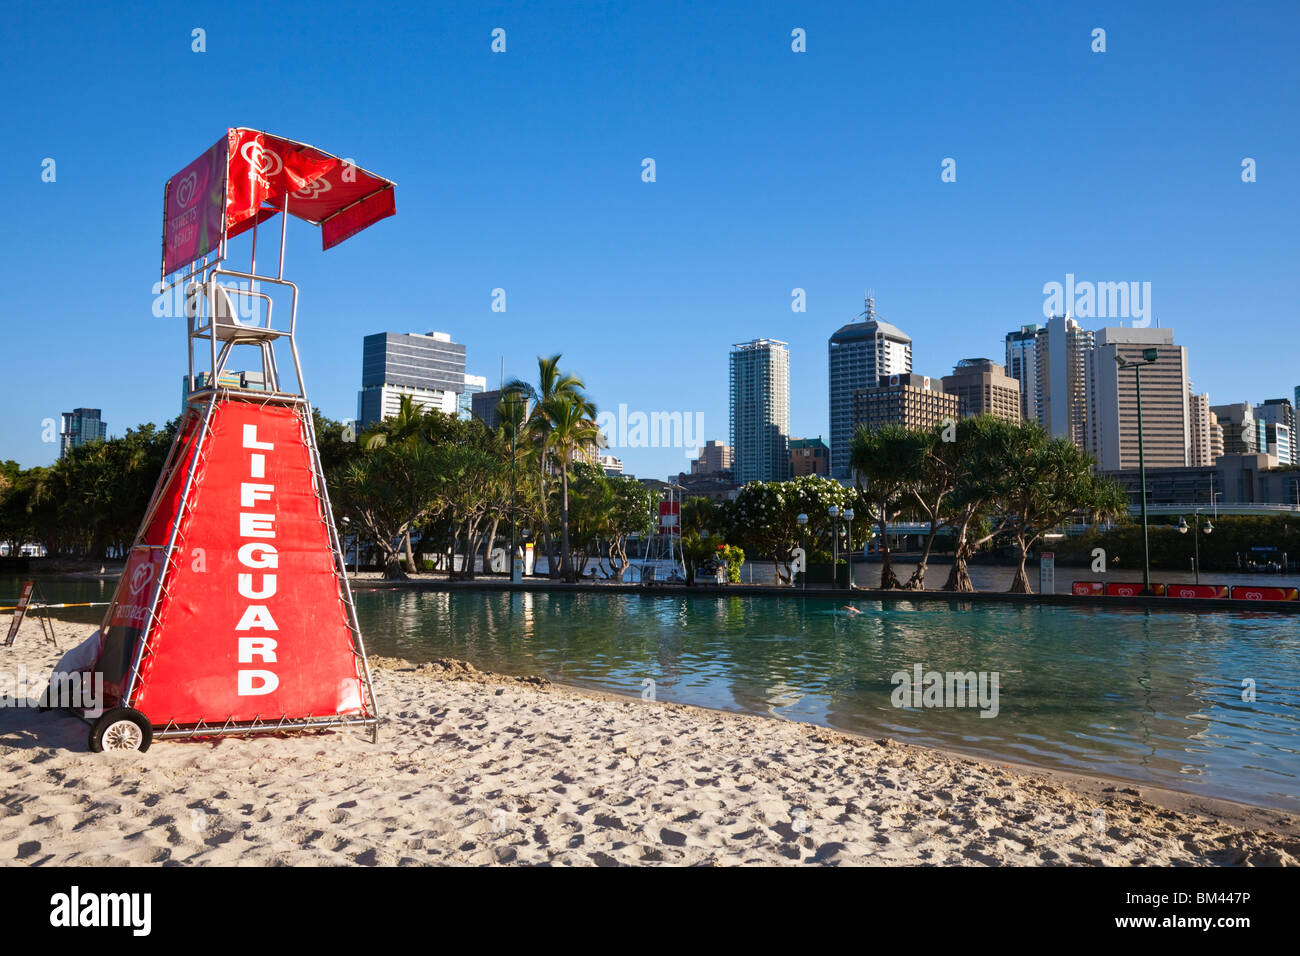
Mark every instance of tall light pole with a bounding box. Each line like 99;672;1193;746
797;512;808;589
843;508;854;589
506;388;522;582
1178;510;1213;585
828;505;840;589
1117;348;1159;594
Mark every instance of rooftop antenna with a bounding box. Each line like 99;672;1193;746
858;290;879;322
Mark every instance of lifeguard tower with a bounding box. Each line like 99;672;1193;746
84;129;393;751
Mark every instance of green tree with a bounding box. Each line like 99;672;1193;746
849;424;923;589
996;427;1129;592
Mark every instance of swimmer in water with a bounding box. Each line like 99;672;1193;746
840;606;861;615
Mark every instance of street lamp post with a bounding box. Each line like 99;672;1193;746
797;512;808;589
828;505;841;589
1178;510;1213;585
843;508;854;589
1117;348;1159;594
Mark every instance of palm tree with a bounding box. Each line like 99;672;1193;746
360;394;428;571
541;390;603;582
505;354;591;578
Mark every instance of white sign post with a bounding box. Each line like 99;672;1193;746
1039;552;1055;595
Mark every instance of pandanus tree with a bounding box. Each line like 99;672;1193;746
996;428;1129;593
941;415;1021;592
849;424;925;589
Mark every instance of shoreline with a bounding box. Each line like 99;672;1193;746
1;619;1296;865
501;672;1300;829
9;565;1300;613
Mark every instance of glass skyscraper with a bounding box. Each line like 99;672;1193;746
827;298;912;479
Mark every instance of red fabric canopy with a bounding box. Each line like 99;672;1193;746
162;128;396;275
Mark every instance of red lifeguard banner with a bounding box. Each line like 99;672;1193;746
96;401;370;726
162;128;397;276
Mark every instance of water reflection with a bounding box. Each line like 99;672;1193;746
355;591;1300;809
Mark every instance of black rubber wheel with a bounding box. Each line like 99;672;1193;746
88;707;153;753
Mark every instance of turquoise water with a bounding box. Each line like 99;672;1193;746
352;588;1300;811
9;576;1298;810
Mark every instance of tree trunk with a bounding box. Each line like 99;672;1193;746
559;461;574;582
1009;537;1032;593
905;525;939;589
877;516;900;589
403;527;417;574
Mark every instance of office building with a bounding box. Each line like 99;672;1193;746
458;373;487;421
59;408;107;458
1004;324;1043;421
471;388;503;429
599;455;624;476
1103;454;1297;511
1187;390;1224;467
789;437;829;476
1084;328;1191;471
1036;314;1094;445
1265;422;1293;466
1255;399;1296;465
828;298;912;478
940;358;1021;421
730;338;790;484
356;331;467;427
851;374;960;436
690;440;733;476
1212;402;1258;456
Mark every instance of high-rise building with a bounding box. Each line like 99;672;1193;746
1264;423;1293;466
851;374;960;435
940;358;1021;421
1187;390;1223;467
1004;324;1043;421
471;388;503;429
1036;314;1094;445
1211;402;1257;456
827;298;912;479
690;440;733;476
730;338;790;484
1084;328;1190;471
458;373;487;421
59;408;107;458
356;331;467;427
788;437;829;476
1254;399;1295;465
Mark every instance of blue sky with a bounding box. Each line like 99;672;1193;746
3;0;1297;478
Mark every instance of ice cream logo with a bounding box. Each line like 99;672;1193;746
175;171;199;208
240;139;283;179
293;177;331;200
129;560;155;597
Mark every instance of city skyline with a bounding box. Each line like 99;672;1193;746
3;3;1298;480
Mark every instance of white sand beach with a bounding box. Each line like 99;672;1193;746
1;618;1296;866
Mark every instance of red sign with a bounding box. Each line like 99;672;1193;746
658;501;680;535
162;137;227;275
1165;584;1229;599
1229;587;1299;602
1071;581;1104;596
96;400;368;725
162;128;398;276
1104;582;1167;597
